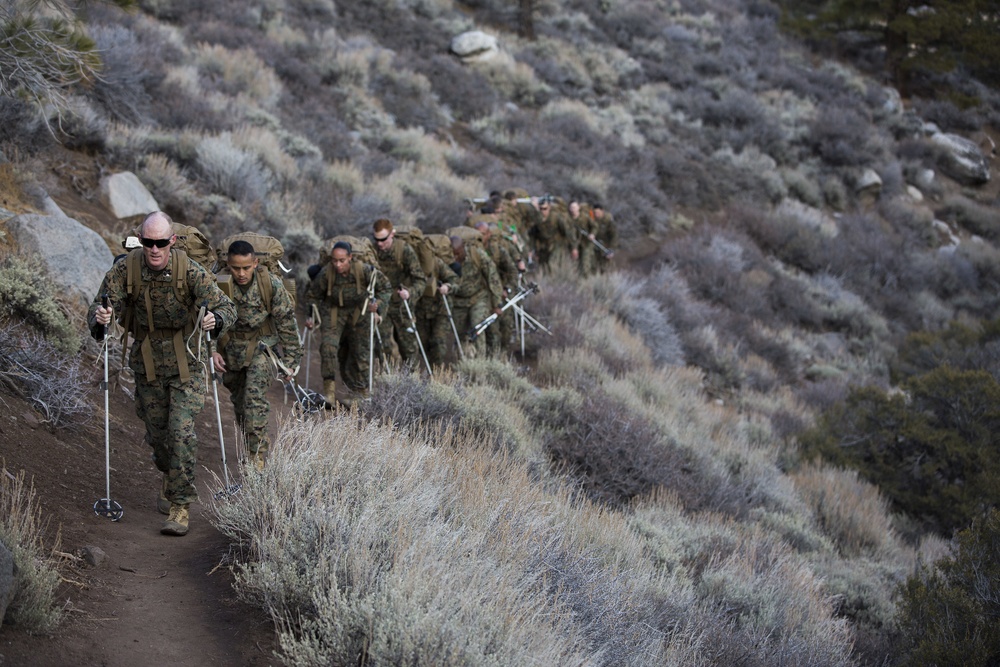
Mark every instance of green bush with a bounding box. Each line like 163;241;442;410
0;252;79;354
898;509;1000;666
800;368;1000;535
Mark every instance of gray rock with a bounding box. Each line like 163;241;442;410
38;195;65;218
931;132;991;185
0;539;15;625
6;213;115;308
855;168;883;196
80;545;107;568
450;31;499;63
879;86;903;118
99;171;159;220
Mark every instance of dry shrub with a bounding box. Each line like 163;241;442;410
137;153;196;216
365;368;538;465
231;125;299;186
196;132;274;203
0;467;62;632
193;43;283;109
791;462;897;558
212;416;666;666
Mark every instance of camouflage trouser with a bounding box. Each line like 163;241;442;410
320;308;373;392
451;295;491;358
579;244;597;277
388;298;421;367
221;351;273;456
135;373;205;506
416;297;453;367
486;306;514;356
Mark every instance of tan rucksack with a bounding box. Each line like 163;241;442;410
393;224;436;283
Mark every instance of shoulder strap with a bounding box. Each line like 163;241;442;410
355;261;366;292
257;266;274;313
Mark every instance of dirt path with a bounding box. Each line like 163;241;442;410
0;353;319;666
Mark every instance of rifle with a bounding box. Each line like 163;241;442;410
468;282;539;341
578;227;613;258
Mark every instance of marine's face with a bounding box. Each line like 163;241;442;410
332;248;352;275
569;202;580;218
373;229;393;251
140;221;175;271
229;253;258;286
452;244;466;264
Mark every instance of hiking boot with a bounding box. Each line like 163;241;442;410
250;452;265;472
160;504;189;536
157;476;170;515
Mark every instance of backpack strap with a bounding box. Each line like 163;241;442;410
256;266;277;337
121;249;195;382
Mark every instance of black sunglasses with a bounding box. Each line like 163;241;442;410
140;237;172;248
372;234;390;242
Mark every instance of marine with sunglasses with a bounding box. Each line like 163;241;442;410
88;211;236;537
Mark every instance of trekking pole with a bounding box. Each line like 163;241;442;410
510;302;554;335
402;298;433;376
93;294;124;522
203;313;240;498
369;305;375;393
469;282;538;341
517;276;525;357
258;342;323;415
305;304;320;390
441;292;465;360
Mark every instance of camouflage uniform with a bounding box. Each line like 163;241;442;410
483;235;519;355
568;211;599;277
375;241;426;367
217;269;301;457
88;249;236;507
414;257;459;367
550;209;577;265
595;211;618;273
307;259;392;393
450;246;503;357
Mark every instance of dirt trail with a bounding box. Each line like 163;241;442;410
0;354;315;666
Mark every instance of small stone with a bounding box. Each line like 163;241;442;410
80;545;108;568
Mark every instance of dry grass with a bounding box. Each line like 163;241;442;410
0;466;62;633
791;462;898;559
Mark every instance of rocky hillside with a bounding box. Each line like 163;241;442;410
2;0;1000;664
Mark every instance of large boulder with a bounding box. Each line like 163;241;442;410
6;213;115;308
450;31;499;63
99;171;158;219
931;132;991;186
0;539;14;626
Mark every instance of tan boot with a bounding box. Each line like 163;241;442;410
157;475;170;515
250;452;265;472
160;503;189;536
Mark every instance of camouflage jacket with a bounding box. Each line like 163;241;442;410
567;213;598;252
221;270;301;372
307;260;392;328
88;249;236;381
484;236;519;290
596;212;618;250
375;241;426;307
451;246;502;309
